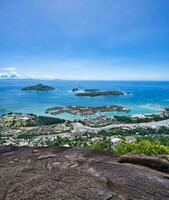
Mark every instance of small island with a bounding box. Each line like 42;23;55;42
75;90;126;97
72;88;128;97
22;84;55;92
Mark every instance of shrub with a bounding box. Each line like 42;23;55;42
114;139;169;156
90;140;112;151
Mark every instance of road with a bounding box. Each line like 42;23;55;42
73;119;169;134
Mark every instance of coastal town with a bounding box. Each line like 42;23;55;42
45;105;130;116
1;108;169;151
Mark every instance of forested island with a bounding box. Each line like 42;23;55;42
22;84;55;92
73;89;128;97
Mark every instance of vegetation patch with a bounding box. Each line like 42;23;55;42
114;139;169;156
22;84;55;92
90;139;169;156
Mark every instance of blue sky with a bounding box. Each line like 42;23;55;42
0;0;169;80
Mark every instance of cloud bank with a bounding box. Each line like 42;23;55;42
0;67;57;80
0;67;31;79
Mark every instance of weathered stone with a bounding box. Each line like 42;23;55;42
0;146;169;200
118;154;169;173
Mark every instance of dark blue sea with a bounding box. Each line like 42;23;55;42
0;80;169;120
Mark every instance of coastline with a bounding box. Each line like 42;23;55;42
0;80;169;121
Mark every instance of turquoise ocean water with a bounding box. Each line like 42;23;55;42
0;80;169;120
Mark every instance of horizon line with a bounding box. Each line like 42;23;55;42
1;78;169;82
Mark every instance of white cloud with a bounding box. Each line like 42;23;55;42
0;67;57;80
0;67;29;79
0;68;19;79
